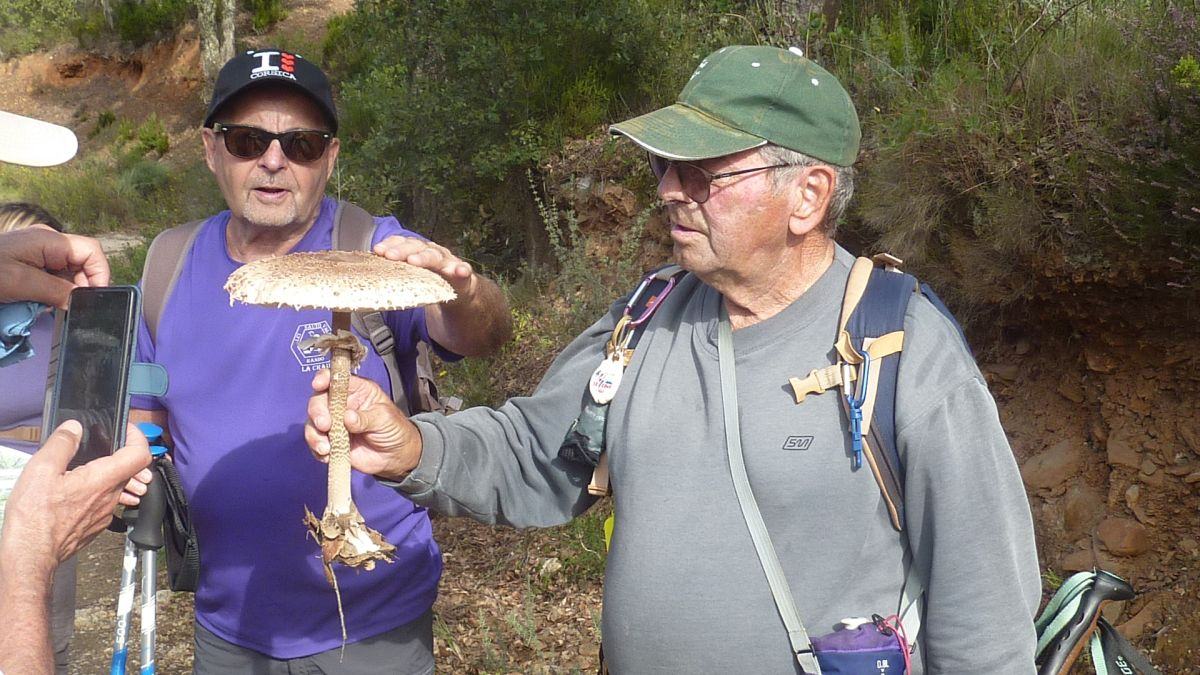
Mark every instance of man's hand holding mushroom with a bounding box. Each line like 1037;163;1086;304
305;371;421;482
373;235;512;357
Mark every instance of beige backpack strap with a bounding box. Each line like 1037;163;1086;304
834;257;876;363
142;219;205;343
834;256;906;521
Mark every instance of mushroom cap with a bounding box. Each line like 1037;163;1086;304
224;250;457;312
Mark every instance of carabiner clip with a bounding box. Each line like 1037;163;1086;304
844;352;872;470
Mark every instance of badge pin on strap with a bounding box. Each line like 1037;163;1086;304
590;325;634;405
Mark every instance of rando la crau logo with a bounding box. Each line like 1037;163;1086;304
291;321;332;372
248;50;299;81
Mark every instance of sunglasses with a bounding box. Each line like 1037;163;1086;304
212;123;333;163
648;154;790;204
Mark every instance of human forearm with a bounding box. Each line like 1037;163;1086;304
0;531;56;673
394;307;621;527
425;272;511;357
370;234;512;357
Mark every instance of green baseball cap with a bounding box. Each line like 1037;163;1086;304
610;46;860;167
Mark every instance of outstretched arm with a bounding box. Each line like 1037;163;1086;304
373;236;511;357
0;421;151;673
306;300;622;528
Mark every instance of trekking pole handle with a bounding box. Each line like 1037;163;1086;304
127;450;168;550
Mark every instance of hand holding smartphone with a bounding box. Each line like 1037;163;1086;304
42;287;139;470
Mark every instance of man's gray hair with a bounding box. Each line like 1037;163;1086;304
759;144;854;235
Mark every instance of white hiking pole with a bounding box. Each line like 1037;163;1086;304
111;425;168;675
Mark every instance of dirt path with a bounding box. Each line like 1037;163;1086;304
70;517;603;674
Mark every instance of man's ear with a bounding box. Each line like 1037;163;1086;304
789;165;836;237
323;137;341;182
201;128;219;174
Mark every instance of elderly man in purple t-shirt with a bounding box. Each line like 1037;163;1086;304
130;49;511;674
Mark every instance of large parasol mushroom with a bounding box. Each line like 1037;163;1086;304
224;250;455;633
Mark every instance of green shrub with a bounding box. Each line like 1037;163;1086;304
135;115;170;157
109;242;149;286
816;1;1200;319
1174;54;1200;90
244;0;287;33
0;0;76;58
113;0;190;46
69;5;108;49
96;109;117;131
0;158;133;233
118;159;170;198
324;0;755;268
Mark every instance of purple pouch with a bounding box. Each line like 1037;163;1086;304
811;621;908;675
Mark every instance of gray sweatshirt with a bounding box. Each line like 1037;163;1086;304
398;247;1041;674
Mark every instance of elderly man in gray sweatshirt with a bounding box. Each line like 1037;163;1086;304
305;45;1041;674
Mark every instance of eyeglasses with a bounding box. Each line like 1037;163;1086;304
649;154;790;204
212;123;332;163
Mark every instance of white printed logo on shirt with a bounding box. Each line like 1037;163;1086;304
291;321;332;372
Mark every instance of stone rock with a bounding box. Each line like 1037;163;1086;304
1098;517;1151;556
1165;462;1198;476
1090;419;1109;446
1021;439;1085;490
1139;458;1158;475
1057;372;1084;403
1106;428;1142;469
987;363;1021;382
1014;338;1032;356
1140;469;1166;487
1185;472;1200;485
1060;549;1096;571
1180;424;1200;455
1101;600;1126;624
1124;484;1151;524
1117;594;1165;639
1062;485;1106;537
1126;395;1152;416
1062;549;1129;576
1084;347;1118;373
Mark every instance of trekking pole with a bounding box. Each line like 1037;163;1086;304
111;424;168;675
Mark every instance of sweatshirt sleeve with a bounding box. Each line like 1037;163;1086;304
895;296;1041;674
389;302;623;528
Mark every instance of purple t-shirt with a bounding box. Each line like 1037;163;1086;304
132;197;450;658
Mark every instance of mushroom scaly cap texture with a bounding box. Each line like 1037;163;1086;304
224;250;457;312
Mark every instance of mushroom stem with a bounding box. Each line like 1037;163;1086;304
304;312;395;593
327;312;354;514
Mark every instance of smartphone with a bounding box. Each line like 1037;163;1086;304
42;286;140;470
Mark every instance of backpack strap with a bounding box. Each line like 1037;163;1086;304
587;264;687;496
836;257;915;532
142;219;205;343
331;199;423;415
554;264;687;496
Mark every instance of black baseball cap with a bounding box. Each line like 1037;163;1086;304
204;48;338;134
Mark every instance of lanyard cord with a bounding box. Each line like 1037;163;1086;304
717;306;822;674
